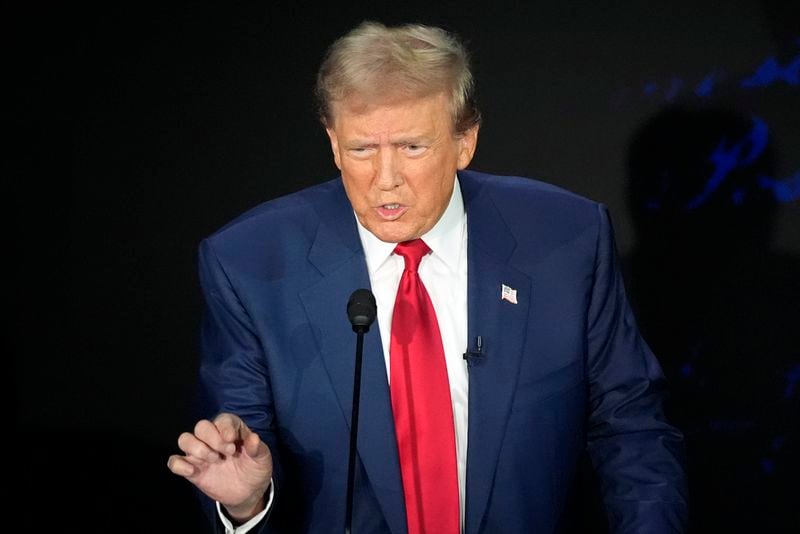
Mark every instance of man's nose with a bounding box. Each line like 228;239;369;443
374;148;403;191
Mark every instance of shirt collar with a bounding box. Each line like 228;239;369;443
356;176;466;275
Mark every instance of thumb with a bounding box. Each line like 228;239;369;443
243;430;270;461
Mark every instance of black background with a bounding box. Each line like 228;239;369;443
15;1;798;532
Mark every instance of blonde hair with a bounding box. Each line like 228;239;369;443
315;21;481;134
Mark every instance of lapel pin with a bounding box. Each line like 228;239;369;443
501;284;518;304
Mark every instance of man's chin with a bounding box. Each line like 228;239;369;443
367;223;419;244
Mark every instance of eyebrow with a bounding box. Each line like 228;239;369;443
343;140;378;149
343;135;431;149
394;137;428;145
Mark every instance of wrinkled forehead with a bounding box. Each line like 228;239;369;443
329;89;454;129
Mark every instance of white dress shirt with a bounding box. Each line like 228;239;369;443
357;177;469;530
221;178;469;533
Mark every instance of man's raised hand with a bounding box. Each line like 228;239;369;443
167;413;273;522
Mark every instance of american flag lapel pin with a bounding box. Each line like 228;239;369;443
501;284;518;304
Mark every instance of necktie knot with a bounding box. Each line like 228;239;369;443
394;239;431;273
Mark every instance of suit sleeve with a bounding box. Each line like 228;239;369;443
196;238;282;534
584;204;689;533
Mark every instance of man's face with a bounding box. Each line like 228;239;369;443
326;93;478;243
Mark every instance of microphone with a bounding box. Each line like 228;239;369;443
345;289;376;534
347;288;377;333
463;335;485;366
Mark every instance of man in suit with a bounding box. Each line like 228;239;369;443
168;21;688;533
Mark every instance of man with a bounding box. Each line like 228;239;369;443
168;21;688;533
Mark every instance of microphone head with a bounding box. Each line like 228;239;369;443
347;289;377;332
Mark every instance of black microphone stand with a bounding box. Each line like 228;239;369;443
345;289;376;534
345;324;366;534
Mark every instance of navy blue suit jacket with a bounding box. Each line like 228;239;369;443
197;170;688;533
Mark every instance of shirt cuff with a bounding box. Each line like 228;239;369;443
216;478;275;534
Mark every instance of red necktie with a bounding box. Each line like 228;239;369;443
390;239;459;534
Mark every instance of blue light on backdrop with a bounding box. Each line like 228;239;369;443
618;43;799;209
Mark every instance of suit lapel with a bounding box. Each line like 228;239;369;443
298;180;406;534
460;173;532;534
297;175;532;533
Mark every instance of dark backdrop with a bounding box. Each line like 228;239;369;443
15;1;798;532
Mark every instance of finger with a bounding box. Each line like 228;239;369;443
214;413;252;455
183;453;209;467
194;419;232;456
213;413;246;455
243;431;269;460
178;431;222;463
167;454;197;477
233;420;268;461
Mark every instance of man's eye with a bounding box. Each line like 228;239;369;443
404;144;427;155
349;147;373;157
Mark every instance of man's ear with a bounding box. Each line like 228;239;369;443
456;124;480;170
326;127;342;170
